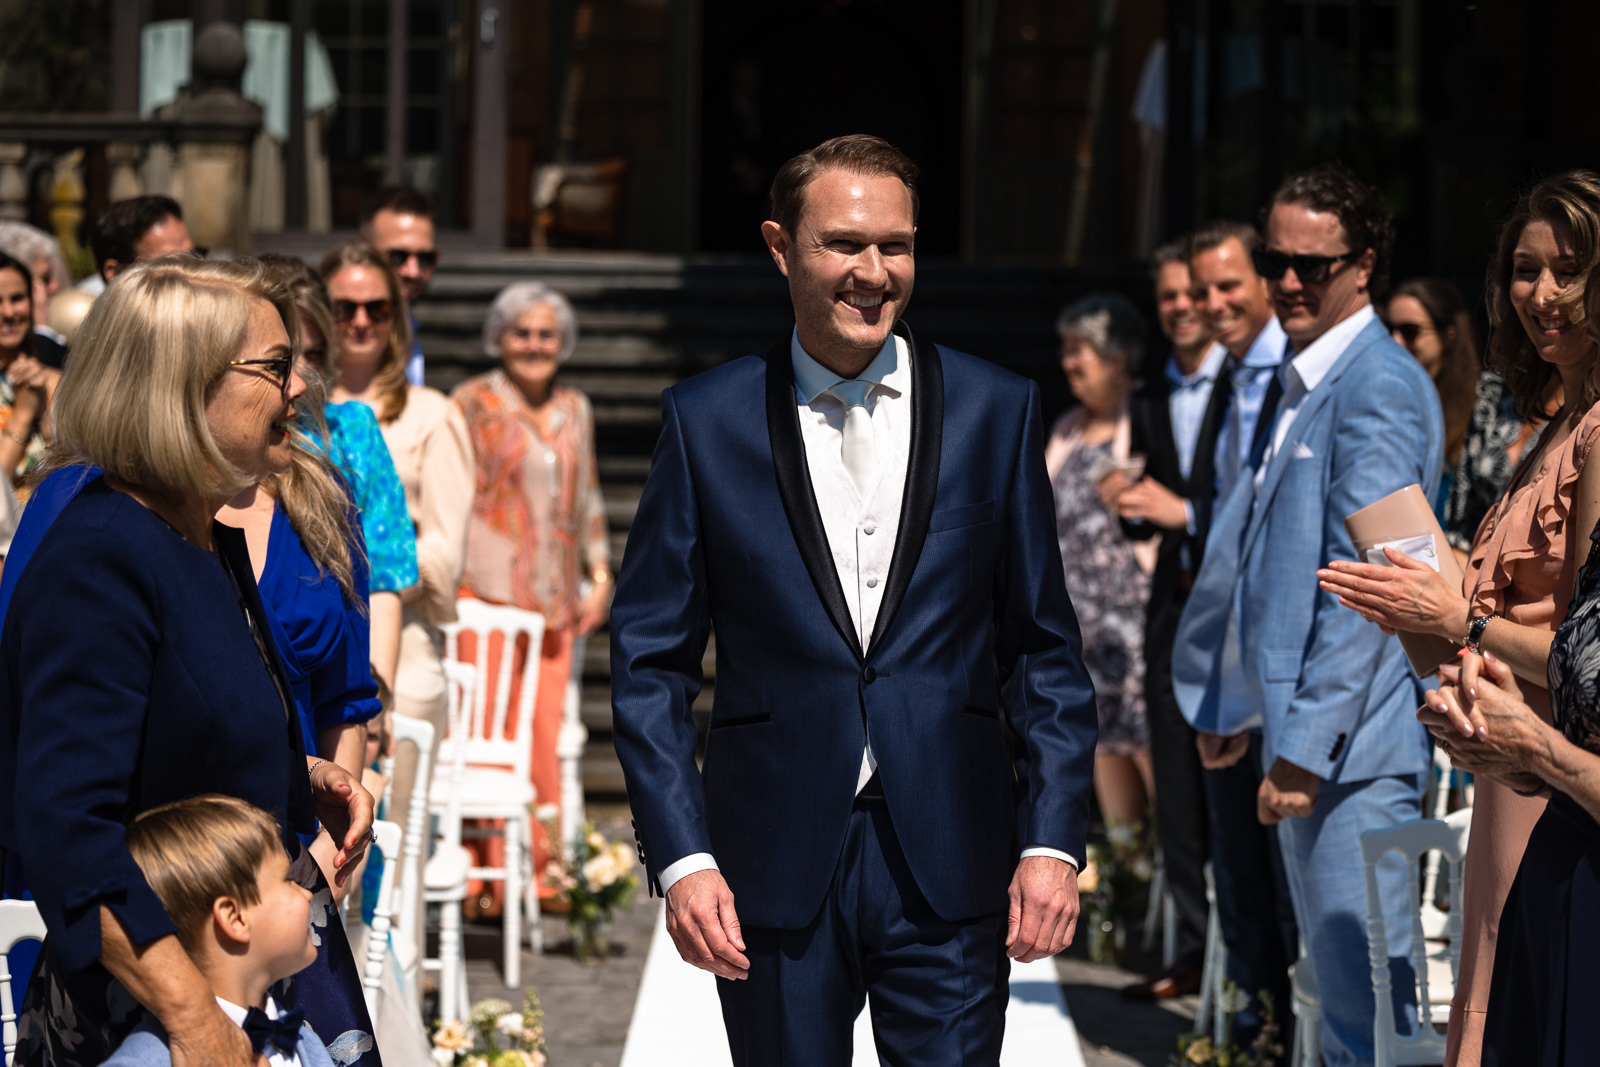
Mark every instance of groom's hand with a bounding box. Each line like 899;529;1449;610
1006;855;1078;962
665;869;750;980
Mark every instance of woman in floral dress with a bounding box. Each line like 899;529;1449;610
1045;293;1154;832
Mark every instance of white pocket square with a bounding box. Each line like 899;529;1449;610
1291;441;1315;459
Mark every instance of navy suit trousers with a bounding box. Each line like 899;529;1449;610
1205;733;1299;1049
717;797;1009;1066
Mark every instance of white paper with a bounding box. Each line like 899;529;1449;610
1365;533;1441;573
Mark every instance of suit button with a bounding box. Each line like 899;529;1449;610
863;666;877;683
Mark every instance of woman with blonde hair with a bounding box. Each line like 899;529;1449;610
1319;169;1600;1066
0;256;378;1066
319;240;472;887
452;281;610;915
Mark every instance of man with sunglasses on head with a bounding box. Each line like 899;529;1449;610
360;186;438;386
1173;163;1441;1067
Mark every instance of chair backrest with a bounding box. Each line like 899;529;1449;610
434;659;478;853
441;599;545;782
1360;808;1472;1067
384;715;435;954
1;899;47;1067
361;820;404;1022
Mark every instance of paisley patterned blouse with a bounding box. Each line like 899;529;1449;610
452;371;608;630
1548;519;1600;752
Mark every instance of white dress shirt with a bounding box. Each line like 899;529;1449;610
658;331;1073;893
216;995;301;1067
1256;304;1378;483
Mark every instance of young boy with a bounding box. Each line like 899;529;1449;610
103;794;335;1067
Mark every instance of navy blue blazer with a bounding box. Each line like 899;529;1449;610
0;473;315;982
610;325;1098;929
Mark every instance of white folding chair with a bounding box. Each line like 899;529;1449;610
1;899;46;1067
556;633;590;858
1193;862;1226;1044
439;599;546;988
381;713;436;1003
361;821;403;1021
1361;808;1473;1067
1289;944;1320;1067
1420;746;1472;939
422;660;477;1025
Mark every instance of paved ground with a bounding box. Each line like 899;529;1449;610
457;800;1200;1067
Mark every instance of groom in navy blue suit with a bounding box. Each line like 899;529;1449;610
610;135;1099;1064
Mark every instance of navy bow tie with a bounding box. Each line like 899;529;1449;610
243;1005;305;1057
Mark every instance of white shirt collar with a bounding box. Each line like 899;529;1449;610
790;329;909;405
1282;303;1377;394
215;995;299;1065
1167;341;1227;388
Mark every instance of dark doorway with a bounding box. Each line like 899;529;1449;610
698;0;964;255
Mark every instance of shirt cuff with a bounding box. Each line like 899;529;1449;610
657;852;719;895
1021;846;1078;871
1184;499;1197;536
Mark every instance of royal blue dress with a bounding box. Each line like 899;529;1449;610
0;468;381;1066
257;501;382;760
319;402;419;595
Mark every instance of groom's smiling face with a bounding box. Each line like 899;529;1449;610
762;168;916;378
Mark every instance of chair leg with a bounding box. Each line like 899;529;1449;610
503;817;522;989
438;899;463;1025
523;813;543;955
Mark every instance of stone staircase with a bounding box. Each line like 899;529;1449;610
413;249;1144;795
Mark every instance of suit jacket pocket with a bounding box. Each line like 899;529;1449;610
929;499;994;533
1263;649;1302;683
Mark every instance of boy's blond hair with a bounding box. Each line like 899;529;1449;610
125;794;285;953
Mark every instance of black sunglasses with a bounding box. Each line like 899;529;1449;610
1389;322;1432;346
333;298;394;325
1251;247;1361;284
385;248;438;271
228;354;293;391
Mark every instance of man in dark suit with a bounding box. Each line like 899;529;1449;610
610;134;1099;1064
1113;240;1229;999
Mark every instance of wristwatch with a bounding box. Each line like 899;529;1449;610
1465;613;1498;655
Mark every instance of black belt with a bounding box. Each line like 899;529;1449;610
856;770;885;802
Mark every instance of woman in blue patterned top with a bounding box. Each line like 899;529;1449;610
266;256;418;701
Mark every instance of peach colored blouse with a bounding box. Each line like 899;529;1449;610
1447;400;1600;1067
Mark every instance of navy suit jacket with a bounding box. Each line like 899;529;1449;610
610;324;1098;929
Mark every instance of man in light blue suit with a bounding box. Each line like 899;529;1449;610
1172;163;1441;1066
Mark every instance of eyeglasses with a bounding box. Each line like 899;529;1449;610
1251;247;1361;284
333;299;394;325
228;354;294;392
385;248;438;271
1389;322;1433;346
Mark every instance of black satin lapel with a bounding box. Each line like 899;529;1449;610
869;323;942;649
763;343;865;662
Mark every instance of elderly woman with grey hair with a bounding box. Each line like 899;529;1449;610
1043;292;1155;834
450;280;608;916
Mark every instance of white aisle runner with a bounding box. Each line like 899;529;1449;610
619;905;1087;1067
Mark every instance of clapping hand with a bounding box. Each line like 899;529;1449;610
1114;477;1190;530
1421;655;1550;794
1317;548;1469;640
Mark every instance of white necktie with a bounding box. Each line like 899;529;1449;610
830;379;876;498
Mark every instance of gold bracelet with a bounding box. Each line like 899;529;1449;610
591;568;613;584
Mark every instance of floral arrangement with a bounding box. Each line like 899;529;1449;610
430;992;546;1067
1079;819;1154;964
541;816;640;963
1170;984;1283;1066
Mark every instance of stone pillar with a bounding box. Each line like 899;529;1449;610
163;22;261;254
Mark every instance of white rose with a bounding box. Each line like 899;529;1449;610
535;803;561;823
496;1012;525;1037
582;851;619;889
